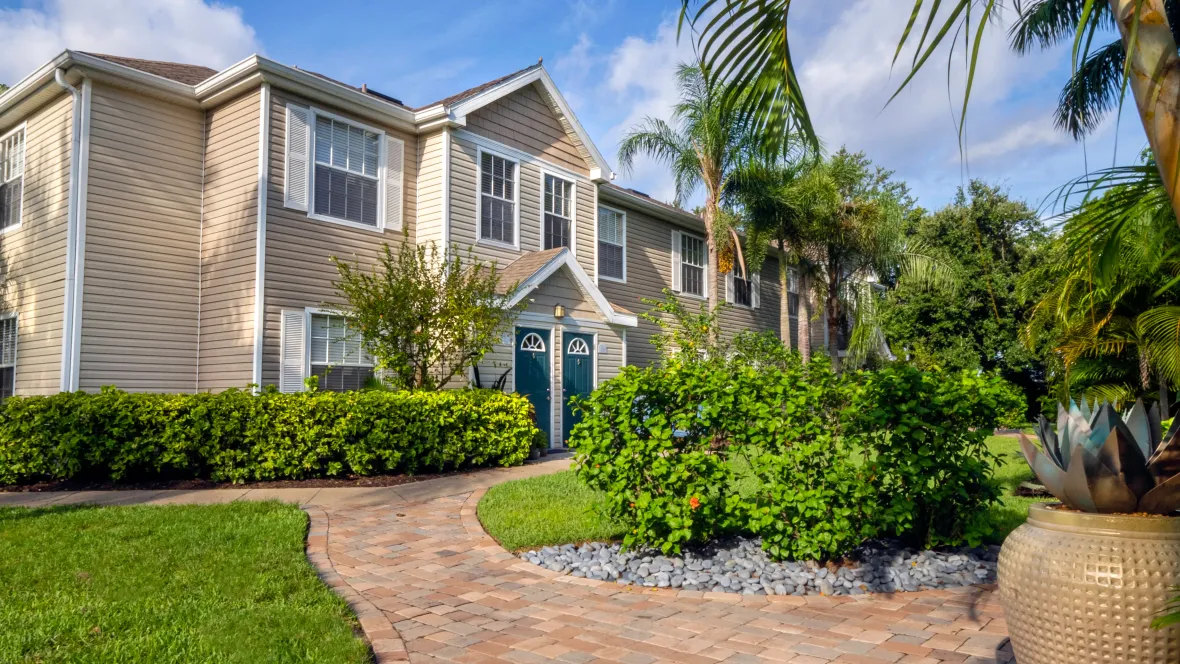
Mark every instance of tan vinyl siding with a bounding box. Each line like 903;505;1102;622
3;92;72;394
260;89;418;388
596;198;782;368
415;128;446;250
525;269;597;318
198;88;260;391
79;84;202;392
466;83;589;176
449;134;596;278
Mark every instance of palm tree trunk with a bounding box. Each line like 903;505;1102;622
704;195;720;337
1109;0;1180;218
827;273;842;370
797;272;812;363
777;239;790;350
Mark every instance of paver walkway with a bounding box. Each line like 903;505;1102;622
3;455;1013;663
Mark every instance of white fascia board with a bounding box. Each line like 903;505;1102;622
447;67;613;181
599;185;704;231
0;51;73;117
504;248;637;328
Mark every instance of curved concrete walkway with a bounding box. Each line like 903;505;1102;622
3;456;1013;663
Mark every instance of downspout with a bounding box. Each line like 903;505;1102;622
251;83;271;392
53;68;80;392
68;78;92;392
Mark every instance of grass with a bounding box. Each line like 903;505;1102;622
0;502;371;664
480;434;1050;552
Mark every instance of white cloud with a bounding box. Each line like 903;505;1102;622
967;117;1071;161
0;0;260;87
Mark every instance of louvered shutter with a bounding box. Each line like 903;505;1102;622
383;135;404;231
285;105;311;211
671;230;682;292
280;310;306;393
751;274;761;309
725;272;734;303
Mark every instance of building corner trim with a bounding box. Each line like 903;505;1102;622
251;83;271;392
442;127;451;259
68;78;92;392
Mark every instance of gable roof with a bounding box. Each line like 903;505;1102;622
82;53;218;85
498;249;637;327
417;64;541;111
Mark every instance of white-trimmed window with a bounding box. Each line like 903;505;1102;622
543;173;573;250
0;127;25;231
309;313;374;391
480;152;517;244
788;270;800;348
313;116;380;226
0;315;15;398
597;206;625;281
677;232;707;298
726;264;760;309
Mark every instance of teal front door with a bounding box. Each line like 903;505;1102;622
515;327;551;442
562;332;595;443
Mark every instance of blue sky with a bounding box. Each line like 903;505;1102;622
0;0;1151;215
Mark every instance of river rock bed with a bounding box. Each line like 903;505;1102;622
519;537;999;596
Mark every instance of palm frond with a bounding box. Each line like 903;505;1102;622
1138;306;1180;384
1009;0;1111;53
1054;39;1124;138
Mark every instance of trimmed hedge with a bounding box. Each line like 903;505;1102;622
0;387;535;485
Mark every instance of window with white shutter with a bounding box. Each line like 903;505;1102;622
677;232;706;298
728;268;757;308
543;173;573;250
480;151;517;245
597;206;625;281
284;106;311;211
308;313;374;391
0;127;25;231
279;310;306;393
0;315;16;398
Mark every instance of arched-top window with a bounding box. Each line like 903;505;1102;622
566;338;590;355
520;332;546;352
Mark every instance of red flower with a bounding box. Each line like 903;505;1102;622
689;496;701;510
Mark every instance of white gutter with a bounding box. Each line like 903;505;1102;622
53;68;80;392
251;82;271;392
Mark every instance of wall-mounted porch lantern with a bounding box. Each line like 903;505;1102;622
553;304;566;318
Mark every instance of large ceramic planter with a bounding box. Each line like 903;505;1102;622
999;503;1180;664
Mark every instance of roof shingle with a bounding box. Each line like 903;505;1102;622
415;63;541;111
82;52;219;85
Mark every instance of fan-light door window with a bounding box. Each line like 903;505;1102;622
309;313;374;391
313;116;380;226
480;152;517;244
597;206;625;281
543;174;573;250
680;234;706;297
0;127;24;231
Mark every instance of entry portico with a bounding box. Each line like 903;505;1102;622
477;248;637;447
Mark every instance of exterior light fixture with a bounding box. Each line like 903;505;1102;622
554;304;566;318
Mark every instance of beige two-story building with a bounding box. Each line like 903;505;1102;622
0;51;808;444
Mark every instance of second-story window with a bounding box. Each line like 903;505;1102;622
543;174;573;250
680;233;706;297
731;270;753;307
597;206;625;281
480;152;516;244
0;127;25;231
313;116;380;226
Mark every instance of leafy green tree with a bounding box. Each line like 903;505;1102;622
332;242;523;390
0;84;7;94
880;181;1052;411
618;63;757;316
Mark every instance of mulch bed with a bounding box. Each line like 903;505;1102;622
0;468;480;493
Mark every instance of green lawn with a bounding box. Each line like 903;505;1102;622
0;502;371;664
480;434;1049;551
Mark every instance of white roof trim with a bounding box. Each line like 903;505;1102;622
504;248;637;327
446;67;613;182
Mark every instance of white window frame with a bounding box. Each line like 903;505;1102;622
678;231;708;300
0;313;17;398
476;146;521;250
539;169;576;254
304;307;375;380
306;108;388;233
729;268;754;308
596;204;626;283
0;123;27;234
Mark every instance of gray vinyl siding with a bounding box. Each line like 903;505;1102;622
415;128;446;250
596;197;782;368
198;88;260;392
525;269;598;318
3;92;72;394
259;88;418;388
466;83;590;176
78;84;202;392
449;133;596;278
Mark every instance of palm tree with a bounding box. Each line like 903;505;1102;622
617;63;753;315
726;155;828;361
680;0;1180;221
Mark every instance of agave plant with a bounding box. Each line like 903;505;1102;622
1020;400;1180;514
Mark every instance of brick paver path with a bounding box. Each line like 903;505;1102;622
306;489;1014;664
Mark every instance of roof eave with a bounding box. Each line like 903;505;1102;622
600;185;703;230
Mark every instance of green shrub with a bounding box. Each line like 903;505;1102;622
570;354;1011;561
0;387;534;485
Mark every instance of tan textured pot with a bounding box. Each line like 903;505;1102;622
999;503;1180;664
